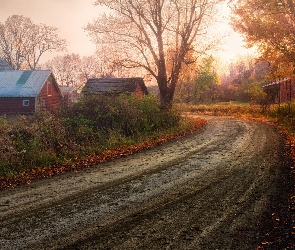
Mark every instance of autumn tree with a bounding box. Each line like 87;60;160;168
173;50;198;103
195;56;219;103
231;0;295;78
217;55;270;102
86;0;223;109
0;15;67;70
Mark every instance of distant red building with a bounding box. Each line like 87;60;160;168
263;76;295;104
0;70;63;114
59;86;79;106
82;77;149;98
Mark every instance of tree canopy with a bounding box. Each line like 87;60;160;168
0;15;67;70
231;0;295;77
86;0;223;109
195;56;219;103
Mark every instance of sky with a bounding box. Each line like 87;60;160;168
0;0;102;62
211;2;258;63
0;0;257;65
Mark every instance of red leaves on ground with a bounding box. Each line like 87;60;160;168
252;117;295;249
0;118;207;191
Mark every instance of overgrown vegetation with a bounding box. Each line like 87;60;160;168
180;102;266;117
182;101;295;131
268;102;295;134
0;94;190;178
179;100;295;249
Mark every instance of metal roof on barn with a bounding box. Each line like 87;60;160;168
0;70;51;97
59;86;76;94
0;58;13;71
83;77;149;95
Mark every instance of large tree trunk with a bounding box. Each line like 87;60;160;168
288;0;295;16
159;88;174;110
158;53;183;109
157;75;172;110
157;66;181;110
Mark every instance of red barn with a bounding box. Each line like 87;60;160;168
0;70;63;114
263;76;295;105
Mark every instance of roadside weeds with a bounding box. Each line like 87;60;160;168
0;117;207;191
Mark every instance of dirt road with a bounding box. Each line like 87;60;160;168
0;116;291;249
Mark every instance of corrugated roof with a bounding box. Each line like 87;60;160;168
83;77;148;95
0;58;13;71
59;86;76;94
0;70;51;97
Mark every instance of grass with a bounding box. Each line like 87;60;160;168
0;95;207;182
177;102;264;118
6;99;295;188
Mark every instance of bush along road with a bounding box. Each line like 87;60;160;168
0;116;292;249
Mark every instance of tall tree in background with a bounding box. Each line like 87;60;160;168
86;0;223;109
44;52;123;90
231;0;295;77
0;15;67;70
45;54;82;89
195;56;219;103
173;50;198;103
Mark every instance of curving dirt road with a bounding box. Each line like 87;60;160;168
0;116;291;250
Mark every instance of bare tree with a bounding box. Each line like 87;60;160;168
86;0;223;109
45;54;83;89
80;55;99;81
80;46;134;82
92;46;125;78
44;52;123;91
0;15;67;70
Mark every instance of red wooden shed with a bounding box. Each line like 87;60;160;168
0;70;63;114
82;77;149;98
263;76;295;105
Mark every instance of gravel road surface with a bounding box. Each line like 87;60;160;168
0;116;291;249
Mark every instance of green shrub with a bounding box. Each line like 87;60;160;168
62;94;180;138
0;94;181;177
269;103;295;118
268;102;295;133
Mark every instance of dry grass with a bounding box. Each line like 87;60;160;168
0;95;204;179
177;102;266;118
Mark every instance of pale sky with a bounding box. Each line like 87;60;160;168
210;2;258;64
0;0;101;62
0;0;257;64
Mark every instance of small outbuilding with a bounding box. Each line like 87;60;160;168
0;70;63;114
263;76;295;105
82;77;149;98
0;57;13;71
59;86;78;106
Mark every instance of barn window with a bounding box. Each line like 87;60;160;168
23;100;29;106
40;100;45;107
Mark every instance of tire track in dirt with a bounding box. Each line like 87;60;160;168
0;116;290;249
